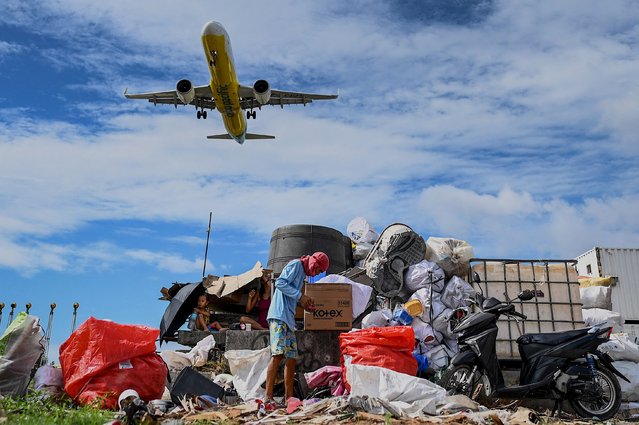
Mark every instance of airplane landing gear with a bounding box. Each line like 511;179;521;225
246;110;256;119
197;110;208;119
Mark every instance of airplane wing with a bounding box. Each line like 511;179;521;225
238;84;338;109
124;85;215;108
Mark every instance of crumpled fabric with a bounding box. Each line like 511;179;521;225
160;335;217;373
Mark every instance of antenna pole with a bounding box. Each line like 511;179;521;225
202;211;212;278
72;303;80;332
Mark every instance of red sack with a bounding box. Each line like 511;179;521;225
339;326;417;391
60;317;167;409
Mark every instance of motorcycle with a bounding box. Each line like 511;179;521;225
438;272;629;420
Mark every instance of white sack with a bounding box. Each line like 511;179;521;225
441;276;475;310
582;308;624;330
159;350;192;374
605;334;639;363
410;289;447;323
361;309;392;329
345;361;446;416
317;274;374;319
580;286;612;310
432;309;455;338
404;261;446;293
425;237;474;278
614;360;639;401
347;217;379;244
411;319;442;351
425;345;453;370
224;347;271;402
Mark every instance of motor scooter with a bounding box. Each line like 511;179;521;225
439;272;629;420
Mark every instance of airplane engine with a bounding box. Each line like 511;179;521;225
176;79;195;105
253;80;271;104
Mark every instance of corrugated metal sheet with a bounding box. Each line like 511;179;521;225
597;248;639;323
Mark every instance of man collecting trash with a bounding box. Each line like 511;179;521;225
263;252;330;409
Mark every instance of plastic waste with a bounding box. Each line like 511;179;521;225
413;352;429;373
392;305;413;326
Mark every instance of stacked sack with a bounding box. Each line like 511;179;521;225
360;235;476;371
579;276;624;331
600;334;639;407
347;217;379;268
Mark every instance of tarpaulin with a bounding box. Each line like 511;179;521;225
59;317;166;409
339;326;417;391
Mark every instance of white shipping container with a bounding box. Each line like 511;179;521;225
576;247;639;335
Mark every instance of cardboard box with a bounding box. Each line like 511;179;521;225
304;283;352;330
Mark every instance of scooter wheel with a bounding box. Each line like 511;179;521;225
438;364;481;398
568;366;621;421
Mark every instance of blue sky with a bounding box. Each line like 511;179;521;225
1;0;639;359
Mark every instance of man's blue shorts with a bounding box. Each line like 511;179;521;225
268;319;298;359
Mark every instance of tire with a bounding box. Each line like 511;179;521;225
438;364;482;398
569;366;622;421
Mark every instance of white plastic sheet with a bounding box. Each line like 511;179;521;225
34;365;64;398
404;261;446;293
580;286;612;310
224;347;270;402
317;274;374;319
345;361;446;416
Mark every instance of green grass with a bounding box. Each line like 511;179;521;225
0;394;113;425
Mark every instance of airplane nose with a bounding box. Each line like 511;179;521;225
202;21;226;37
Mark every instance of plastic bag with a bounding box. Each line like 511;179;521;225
0;313;45;397
34;366;64;398
361;309;392;328
404;261;446;293
347;217;379;244
339;326;418;391
59;317;166;409
425;237;474;278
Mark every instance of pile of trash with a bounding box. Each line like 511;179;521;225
346;218;476;373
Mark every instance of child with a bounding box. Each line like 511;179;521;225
194;294;223;332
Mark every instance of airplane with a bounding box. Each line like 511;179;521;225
125;21;338;144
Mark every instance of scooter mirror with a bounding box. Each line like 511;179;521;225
518;290;535;301
473;272;481;284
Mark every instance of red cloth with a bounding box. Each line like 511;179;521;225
339;326;418;392
59;317;167;409
301;252;330;275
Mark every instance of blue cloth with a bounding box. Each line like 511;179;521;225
266;259;306;330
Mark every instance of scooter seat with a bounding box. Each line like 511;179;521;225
518;327;590;345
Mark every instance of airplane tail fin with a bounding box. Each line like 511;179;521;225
245;133;275;140
206;134;233;139
206;133;275;140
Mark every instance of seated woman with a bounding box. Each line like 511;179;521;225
240;273;272;330
194;294;224;332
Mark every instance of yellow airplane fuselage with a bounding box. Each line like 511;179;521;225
201;23;247;142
